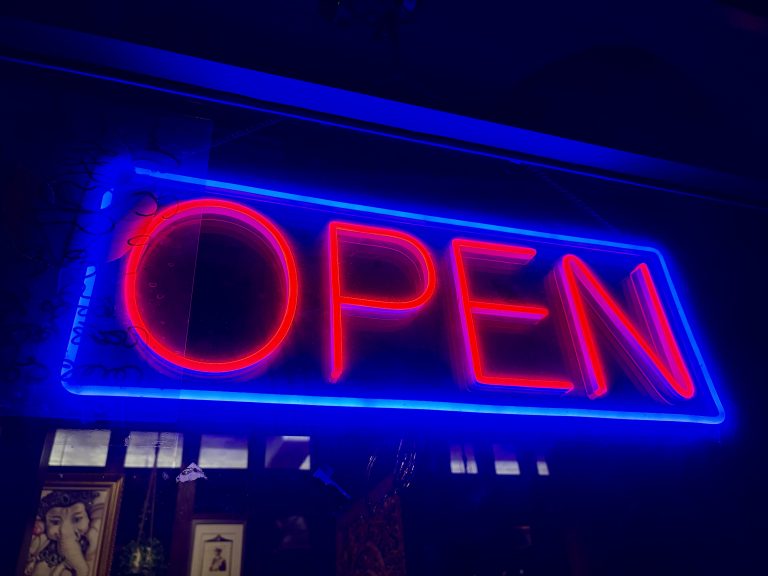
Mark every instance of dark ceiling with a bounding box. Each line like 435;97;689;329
2;0;767;179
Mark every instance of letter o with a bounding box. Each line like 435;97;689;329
123;198;299;372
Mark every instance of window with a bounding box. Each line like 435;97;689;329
48;429;111;467
198;435;249;469
536;458;550;476
492;444;520;475
265;436;311;470
450;444;478;474
124;432;183;468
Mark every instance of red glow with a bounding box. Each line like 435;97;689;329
451;239;574;392
555;255;695;401
123;199;299;373
328;221;437;382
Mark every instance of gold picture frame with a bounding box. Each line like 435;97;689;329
21;474;124;576
189;518;245;576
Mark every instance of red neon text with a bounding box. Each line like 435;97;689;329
123;199;299;372
328;221;437;382
123;200;698;406
554;255;695;401
451;239;573;392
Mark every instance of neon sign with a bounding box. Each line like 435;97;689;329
60;168;724;424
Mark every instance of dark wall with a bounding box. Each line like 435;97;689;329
2;1;768;177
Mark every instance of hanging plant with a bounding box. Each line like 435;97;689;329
116;538;166;576
116;433;169;576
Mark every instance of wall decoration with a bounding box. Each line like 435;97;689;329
117;433;168;576
23;474;124;576
189;519;245;576
337;476;407;576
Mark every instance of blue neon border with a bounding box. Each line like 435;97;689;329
61;167;725;425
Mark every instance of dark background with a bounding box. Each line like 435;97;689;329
3;0;768;179
1;1;767;575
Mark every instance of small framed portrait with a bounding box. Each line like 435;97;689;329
22;474;124;576
189;518;245;576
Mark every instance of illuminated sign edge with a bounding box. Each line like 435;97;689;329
59;168;725;424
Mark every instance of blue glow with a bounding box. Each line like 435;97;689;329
60;182;113;388
61;265;97;379
134;167;659;252
64;384;721;424
57;167;726;425
1;54;757;210
2;15;760;207
100;188;113;209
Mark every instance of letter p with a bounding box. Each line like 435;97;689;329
328;221;436;382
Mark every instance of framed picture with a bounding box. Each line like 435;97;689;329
22;474;124;576
189;518;245;576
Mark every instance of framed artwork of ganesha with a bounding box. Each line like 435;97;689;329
21;474;124;576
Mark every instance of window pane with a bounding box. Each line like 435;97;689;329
450;445;466;474
464;444;478;474
198;435;249;469
124;432;183;468
536;459;550;476
48;429;110;467
450;444;478;474
265;436;311;470
493;444;520;475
